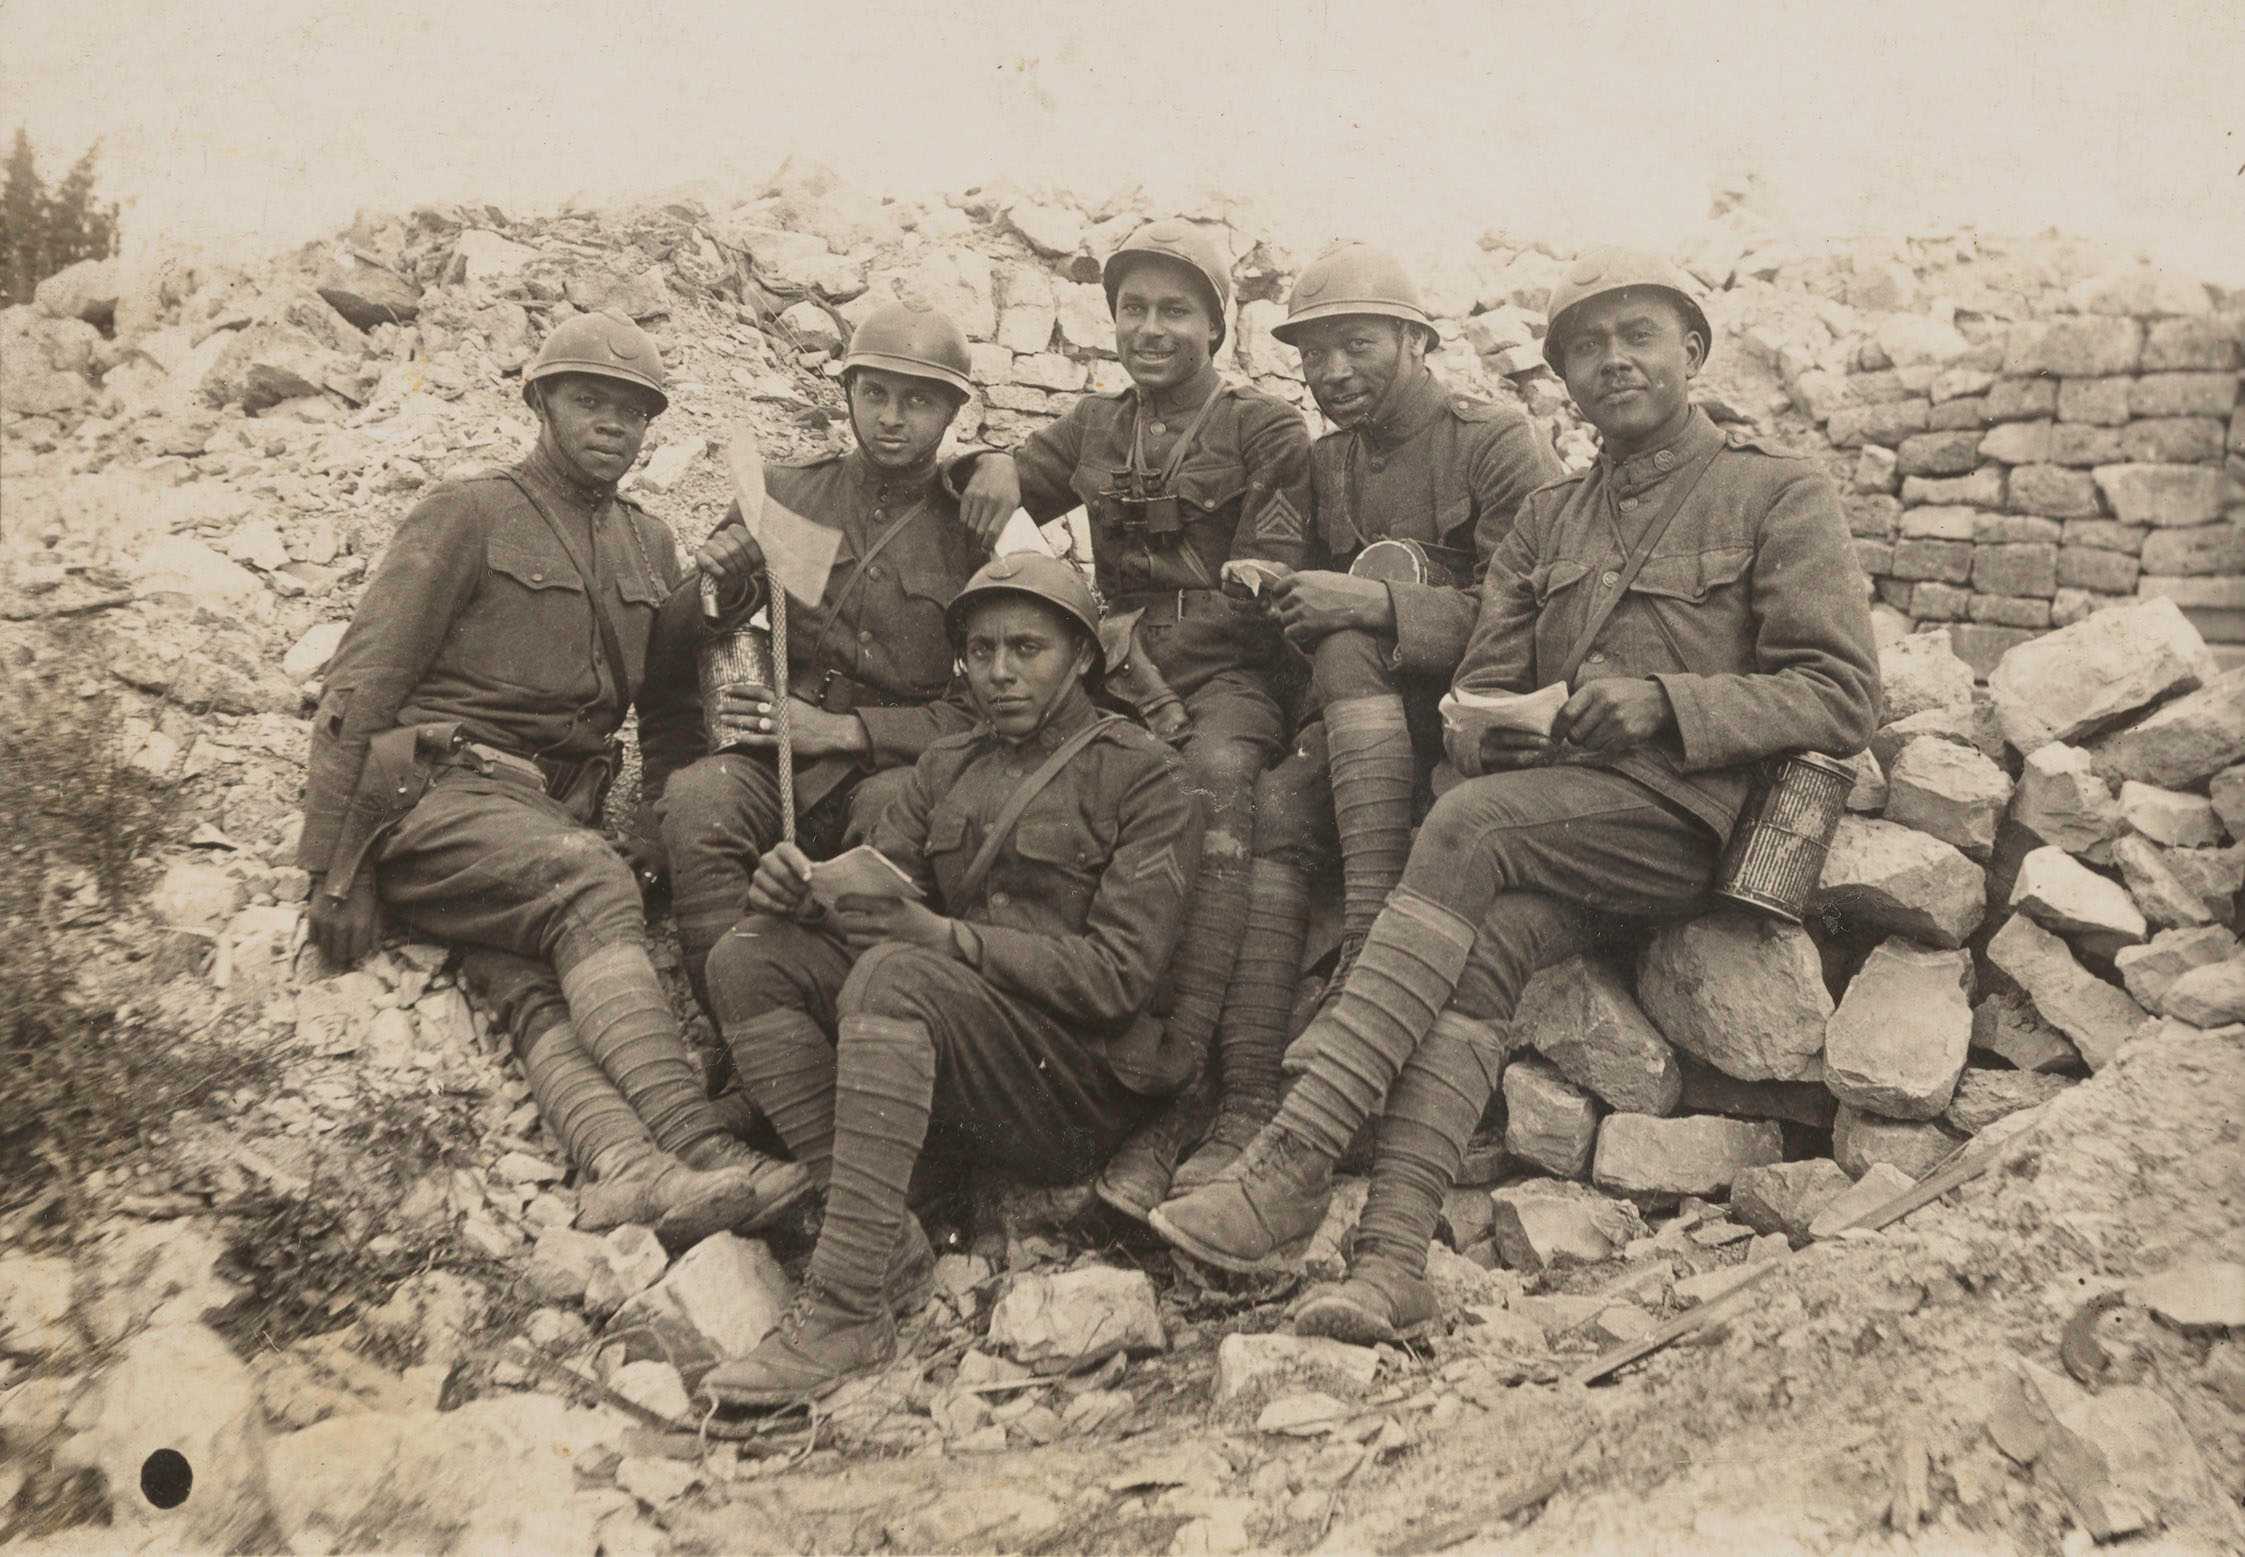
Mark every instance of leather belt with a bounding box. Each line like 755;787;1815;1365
1110;586;1234;625
809;666;913;715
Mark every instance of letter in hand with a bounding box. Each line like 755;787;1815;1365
1439;683;1568;776
309;872;383;968
747;840;819;919
958;454;1024;550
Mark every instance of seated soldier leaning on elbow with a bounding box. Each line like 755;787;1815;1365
300;312;808;1252
700;554;1204;1407
1150;251;1880;1344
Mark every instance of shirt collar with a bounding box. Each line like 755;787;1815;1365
1359;366;1447;453
522;437;616;511
1135;362;1223;421
845;446;940;505
1600;405;1723;498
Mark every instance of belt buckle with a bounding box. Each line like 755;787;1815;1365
817;668;848;713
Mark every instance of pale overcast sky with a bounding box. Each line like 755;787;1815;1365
3;0;2240;276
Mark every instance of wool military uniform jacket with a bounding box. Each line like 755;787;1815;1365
707;447;989;771
300;441;702;873
1454;406;1881;839
1006;363;1313;691
1305;365;1561;677
871;695;1206;1091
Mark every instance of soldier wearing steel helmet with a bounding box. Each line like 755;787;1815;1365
659;300;994;1016
1144;244;1561;1202
1149;249;1878;1346
700;552;1204;1406
955;217;1315;1221
299;310;807;1250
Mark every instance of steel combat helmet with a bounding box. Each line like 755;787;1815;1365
522;310;669;413
945;553;1105;676
1272;243;1436;345
1101;219;1234;348
1541;248;1713;371
841;300;975;399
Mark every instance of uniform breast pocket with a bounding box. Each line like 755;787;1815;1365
891;576;957;695
457;534;590;694
1005;816;1103;930
1174;462;1246;527
1627;546;1753;605
1531;558;1592;605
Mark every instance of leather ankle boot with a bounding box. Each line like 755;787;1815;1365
1147;1122;1333;1274
1292;1257;1437;1344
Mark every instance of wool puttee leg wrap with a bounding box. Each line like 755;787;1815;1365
1351;1011;1504;1275
518;1015;653;1176
558;941;724;1157
1324;694;1416;953
722;1008;839;1182
808;1015;937;1314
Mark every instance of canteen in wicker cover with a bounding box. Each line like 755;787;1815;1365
1712;751;1856;921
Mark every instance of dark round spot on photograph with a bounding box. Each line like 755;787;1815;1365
140;1448;192;1510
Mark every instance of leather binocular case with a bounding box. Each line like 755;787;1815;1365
1100;487;1184;540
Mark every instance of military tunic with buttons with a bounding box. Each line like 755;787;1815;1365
1258;365;1560;866
706;695;1206;1181
298;440;706;1049
659;448;990;995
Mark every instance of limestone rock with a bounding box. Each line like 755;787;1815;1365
54;1324;271;1551
1512;956;1682;1114
1832;1106;1963;1180
0;1253;76;1357
1591;1114;1784;1205
283;620;349;681
2116;925;2240;1009
1970;991;2084;1073
455;229;538;281
2113;834;2234;929
582;1224;670;1320
1993;1361;2226;1543
2092;463;2226;526
524;1226;608;1304
2161;958;2245;1026
633;436;703;495
1943;1067;2072;1134
317;253;421;328
363;1270;489;1368
1501;1055;1600;1178
607;1233;790;1382
1730;1158;1854;1245
1213;1333;1378;1402
1824;939;1973;1120
988;1266;1164;1373
2129;1261;2245;1333
1636;911;1832;1082
2209;764;2245;841
1676;1057;1837;1127
1884;737;2013;859
34;255;120;324
1985;913;2149;1071
1809;816;1987;949
1487;1181;1644;1272
2008;845;2148;958
295;969;385;1056
133;534;267;608
1878;632;1975;724
779;299;843;353
1807;1161;1918;1238
2090;667;2245;789
151;856;245;931
2009;743;2120;861
1985;596;2212;753
2003;316;2143;376
1844;748;1887;813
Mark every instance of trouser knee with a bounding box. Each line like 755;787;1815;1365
706;917;835;1027
461;948;567;1061
837;942;962;1030
1252;751;1330;872
841;766;915;848
1182;733;1265;837
659;754;783;864
544;843;650;971
1308;628;1397;705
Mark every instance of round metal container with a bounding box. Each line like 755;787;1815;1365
697;626;775;754
1713;750;1857;922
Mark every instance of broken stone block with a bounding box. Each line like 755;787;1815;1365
2115;925;2240;1009
524;1226;607;1304
1824;939;1973;1120
779;299;843;353
609;1359;691;1422
1832;1107;1962;1180
1943;1067;2072;1134
1514;956;1682;1115
1807;1161;1918;1238
2010;744;2121;861
1985;913;2150;1071
1591;1114;1784;1205
1996;1360;2224;1543
1636;912;1832;1082
1809;816;1987;949
2208;764;2244;841
2091;463;2227;527
2161;958;2245;1026
582;1225;670;1321
1730;1159;1854;1245
1501;1056;1599;1178
317;254;421;328
2090;667;2245;789
988;1266;1164;1373
1970;991;2084;1073
1676;1057;1837;1127
2005;316;2144;377
1844;748;1887;813
1986;596;2213;754
2008;846;2149;958
1884;737;2013;859
1673;1265;1763;1308
2129;1261;2245;1333
2112;834;2232;929
1869;701;1978;773
1877;632;1976;724
1213;1333;1378;1402
607;1233;789;1385
1487;1180;1643;1272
